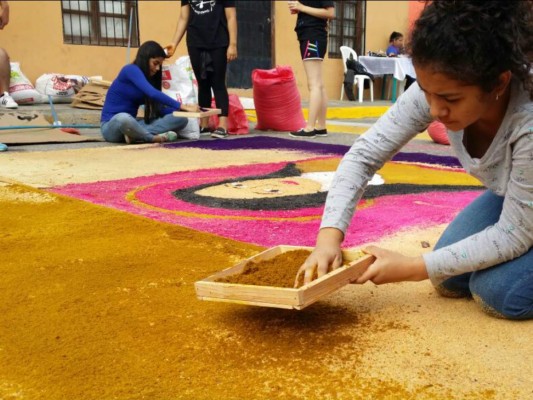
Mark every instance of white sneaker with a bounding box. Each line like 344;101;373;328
157;131;178;142
0;92;18;109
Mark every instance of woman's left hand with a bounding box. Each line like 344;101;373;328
180;103;200;113
355;246;428;284
164;44;176;58
227;44;237;62
288;1;301;13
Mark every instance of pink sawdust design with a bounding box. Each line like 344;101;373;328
51;160;481;248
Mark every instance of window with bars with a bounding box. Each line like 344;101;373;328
61;0;140;47
329;0;366;58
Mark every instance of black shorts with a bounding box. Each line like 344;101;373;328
299;37;327;60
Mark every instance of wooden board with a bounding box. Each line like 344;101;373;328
89;79;112;87
173;108;221;118
195;245;375;310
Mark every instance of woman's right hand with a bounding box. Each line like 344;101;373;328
180;103;199;113
164;44;176;58
294;228;344;287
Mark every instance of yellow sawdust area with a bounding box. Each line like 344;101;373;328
245;106;433;140
0;146;316;188
296;157;341;173
1;183;531;399
296;158;482;187
245;106;391;123
322;124;432;141
378;162;483;186
325;123;370;135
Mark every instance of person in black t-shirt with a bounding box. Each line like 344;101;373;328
165;0;237;139
288;0;335;139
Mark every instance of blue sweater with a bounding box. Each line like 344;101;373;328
386;44;400;56
101;64;181;123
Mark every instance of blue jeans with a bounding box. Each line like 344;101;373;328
435;190;533;320
101;113;188;143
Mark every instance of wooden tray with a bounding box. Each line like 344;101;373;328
194;245;375;310
89;79;112;87
173;108;221;118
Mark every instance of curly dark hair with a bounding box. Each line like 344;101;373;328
409;0;533;99
133;40;167;123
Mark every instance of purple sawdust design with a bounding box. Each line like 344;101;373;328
392;152;462;168
165;136;350;155
166;136;462;168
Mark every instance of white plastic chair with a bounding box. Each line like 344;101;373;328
340;46;374;103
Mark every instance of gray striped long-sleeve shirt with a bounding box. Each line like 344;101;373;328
320;80;533;285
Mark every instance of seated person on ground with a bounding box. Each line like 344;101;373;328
100;40;198;144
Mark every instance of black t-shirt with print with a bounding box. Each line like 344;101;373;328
294;0;335;42
183;0;236;49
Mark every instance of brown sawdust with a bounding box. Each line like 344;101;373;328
216;249;311;287
0;183;528;400
216;249;351;288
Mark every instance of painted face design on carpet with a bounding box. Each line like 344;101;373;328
50;137;483;247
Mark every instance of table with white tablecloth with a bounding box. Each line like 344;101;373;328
358;56;417;102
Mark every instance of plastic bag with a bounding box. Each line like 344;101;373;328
427;121;450;145
208;94;249;135
178;118;200;140
35;73;89;103
162;56;198;105
9;62;43;104
252;66;305;132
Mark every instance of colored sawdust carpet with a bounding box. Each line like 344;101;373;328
1;182;531;399
48;137;483;248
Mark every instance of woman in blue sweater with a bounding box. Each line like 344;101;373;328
101;41;198;144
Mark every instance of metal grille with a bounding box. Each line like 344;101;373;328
329;0;366;58
61;0;139;47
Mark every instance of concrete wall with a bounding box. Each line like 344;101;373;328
365;1;410;54
2;1;412;100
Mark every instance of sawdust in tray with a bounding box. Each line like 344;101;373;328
216;249;311;287
216;249;355;288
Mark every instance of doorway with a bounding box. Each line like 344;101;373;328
227;1;272;89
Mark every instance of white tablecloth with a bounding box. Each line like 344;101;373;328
358;56;416;81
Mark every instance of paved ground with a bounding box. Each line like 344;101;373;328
0;99;450;156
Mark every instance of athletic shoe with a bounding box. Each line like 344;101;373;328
211;127;228;139
0;92;18;109
199;127;211;136
0;143;8;152
289;128;316;138
314;128;328;137
159;131;178;142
